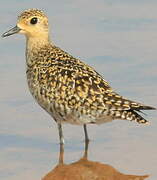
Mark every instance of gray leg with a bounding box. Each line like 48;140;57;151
83;124;90;159
83;124;90;143
57;123;64;145
57;123;64;164
59;142;64;164
84;139;89;159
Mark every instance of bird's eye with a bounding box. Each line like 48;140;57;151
30;17;38;25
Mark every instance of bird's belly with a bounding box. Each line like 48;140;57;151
27;83;114;125
26;70;114;125
61;113;114;125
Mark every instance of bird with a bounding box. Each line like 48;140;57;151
2;9;156;145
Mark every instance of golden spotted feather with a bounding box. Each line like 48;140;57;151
2;9;156;145
2;9;155;128
26;44;155;125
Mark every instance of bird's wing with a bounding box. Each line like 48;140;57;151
65;56;155;111
40;46;155;112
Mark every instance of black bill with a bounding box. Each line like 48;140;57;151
2;25;21;38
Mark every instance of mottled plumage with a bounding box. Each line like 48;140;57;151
2;9;155;144
26;44;154;125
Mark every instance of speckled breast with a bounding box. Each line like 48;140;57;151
25;64;106;125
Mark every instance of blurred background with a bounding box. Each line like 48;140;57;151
0;0;157;180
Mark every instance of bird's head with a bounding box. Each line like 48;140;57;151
2;9;49;39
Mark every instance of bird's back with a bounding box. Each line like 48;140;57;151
26;44;155;125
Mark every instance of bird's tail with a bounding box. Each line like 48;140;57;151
115;105;156;124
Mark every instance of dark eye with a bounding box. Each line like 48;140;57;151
30;17;38;25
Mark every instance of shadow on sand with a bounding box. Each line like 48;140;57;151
42;141;149;180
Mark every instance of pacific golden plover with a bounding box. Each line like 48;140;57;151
2;9;156;145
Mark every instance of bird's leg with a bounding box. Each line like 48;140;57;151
59;141;64;164
57;123;64;164
57;123;64;145
83;124;90;159
83;124;90;143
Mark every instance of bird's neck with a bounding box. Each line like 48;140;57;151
26;36;52;66
26;35;51;51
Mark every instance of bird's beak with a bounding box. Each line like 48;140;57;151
2;25;21;38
